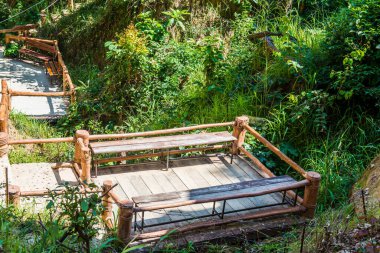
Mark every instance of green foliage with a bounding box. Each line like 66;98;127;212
0;0;47;31
46;183;105;252
324;0;380;108
3;41;19;58
9;113;73;163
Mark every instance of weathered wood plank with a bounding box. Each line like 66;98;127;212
233;156;284;204
133;175;294;204
90;132;235;154
207;155;257;210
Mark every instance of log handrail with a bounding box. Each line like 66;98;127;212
243;124;308;178
89;121;234;140
133;179;309;212
135;205;306;240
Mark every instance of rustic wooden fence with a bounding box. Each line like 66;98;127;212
2;117;321;244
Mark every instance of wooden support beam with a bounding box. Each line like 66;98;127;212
232;116;249;155
244;124;308;178
134;180;309;212
302;171;321;218
75;130;91;183
8;137;74;145
117;200;134;244
89;122;234;141
94;145;226;165
135;205;306;240
102;180;113;229
8;185;21;207
10;90;72;97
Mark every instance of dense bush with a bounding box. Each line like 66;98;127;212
324;0;380;109
3;41;19;57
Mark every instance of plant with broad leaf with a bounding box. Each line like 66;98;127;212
46;183;104;253
162;8;190;41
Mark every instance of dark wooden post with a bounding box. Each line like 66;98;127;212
8;185;20;207
102;180;113;228
118;200;134;244
302;171;321;218
75;130;91;183
232;116;249;155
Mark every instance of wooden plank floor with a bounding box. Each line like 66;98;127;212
95;154;290;233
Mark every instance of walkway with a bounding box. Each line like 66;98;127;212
0;47;68;118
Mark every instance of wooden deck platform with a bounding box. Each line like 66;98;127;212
95;153;295;234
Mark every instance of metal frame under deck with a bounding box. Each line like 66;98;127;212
134;188;300;232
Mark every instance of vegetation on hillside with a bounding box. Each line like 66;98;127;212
0;0;379;251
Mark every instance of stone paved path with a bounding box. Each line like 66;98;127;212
0;46;68;118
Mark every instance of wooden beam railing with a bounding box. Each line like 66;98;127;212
3;34;76;105
0;24;38;36
0;80;10;133
243;124;308;178
2;117;320;243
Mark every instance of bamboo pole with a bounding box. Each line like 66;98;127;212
135;205;306;240
117;200;134;244
244;124;308;178
302;171;321;218
89;122;234;141
232;116;249;154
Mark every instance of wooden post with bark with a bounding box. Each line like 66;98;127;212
74;130;91;183
232;116;249;155
302;171;321;218
68;0;74;11
102;180;113;228
118;200;134;244
8;185;20;207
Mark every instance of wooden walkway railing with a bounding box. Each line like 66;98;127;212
3;34;76;102
2;116;321;244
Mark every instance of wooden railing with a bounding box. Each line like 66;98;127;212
0;80;10;133
3;34;76;103
3;116;321;244
0;24;38;36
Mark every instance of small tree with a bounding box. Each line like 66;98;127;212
162;8;190;41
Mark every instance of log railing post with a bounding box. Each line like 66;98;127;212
102;180;113;228
232;116;249;155
8;185;20;207
68;0;74;11
302;171;321;218
118;200;134;244
74;130;91;183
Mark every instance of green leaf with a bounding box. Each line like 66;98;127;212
46;200;54;209
122;244;147;252
80;200;89;212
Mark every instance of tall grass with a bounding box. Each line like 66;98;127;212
9;113;73;164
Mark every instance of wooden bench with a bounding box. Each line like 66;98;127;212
132;175;300;231
44;60;62;84
19;39;56;64
89;131;237;177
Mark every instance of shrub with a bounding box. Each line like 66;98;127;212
324;0;380;109
3;42;19;58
